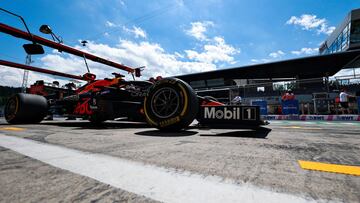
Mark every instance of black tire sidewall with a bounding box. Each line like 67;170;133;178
144;78;198;130
5;93;48;124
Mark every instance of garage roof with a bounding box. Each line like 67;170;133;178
176;49;360;82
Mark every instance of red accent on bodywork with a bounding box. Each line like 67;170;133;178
201;100;225;106
73;98;93;115
29;84;48;96
76;78;120;94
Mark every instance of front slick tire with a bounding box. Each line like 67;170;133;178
144;78;198;131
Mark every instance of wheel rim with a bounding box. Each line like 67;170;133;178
5;97;18;120
151;87;180;119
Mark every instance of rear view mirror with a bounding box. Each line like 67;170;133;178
23;44;45;55
83;72;96;81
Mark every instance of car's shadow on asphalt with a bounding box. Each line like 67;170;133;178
1;120;271;138
198;127;272;139
39;121;150;129
135;130;198;137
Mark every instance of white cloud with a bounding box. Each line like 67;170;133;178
175;0;185;7
286;14;335;35
174;52;184;58
250;59;271;64
183;21;239;64
0;66;26;87
291;47;319;55
34;40;218;82
104;22;147;39
118;0;125;6
251;50;286;64
0;23;241;87
105;21;117;28
269;50;285;58
185;21;214;41
41;54;90;75
0;65;77;88
123;26;147;39
318;24;336;35
185;36;239;64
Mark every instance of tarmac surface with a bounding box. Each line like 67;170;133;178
0;118;359;202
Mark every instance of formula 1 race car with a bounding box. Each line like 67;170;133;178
3;71;264;131
0;9;265;131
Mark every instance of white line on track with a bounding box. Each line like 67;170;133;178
343;122;357;125
0;135;317;203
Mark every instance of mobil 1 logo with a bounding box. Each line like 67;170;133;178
242;107;256;120
202;106;258;121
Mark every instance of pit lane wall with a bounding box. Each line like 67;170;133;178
262;115;360;121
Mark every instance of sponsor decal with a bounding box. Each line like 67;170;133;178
131;91;147;97
159;116;180;127
63;95;79;101
336;116;354;121
126;85;148;97
263;115;277;120
204;107;241;120
263;116;276;120
287;115;300;120
74;98;93;115
282;106;298;110
100;90;111;95
307;116;325;120
261;115;360;121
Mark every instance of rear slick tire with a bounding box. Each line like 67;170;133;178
144;78;198;131
4;93;48;124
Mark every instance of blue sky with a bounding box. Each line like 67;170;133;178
0;0;359;86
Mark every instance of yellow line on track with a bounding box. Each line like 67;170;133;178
0;127;25;131
299;160;360;176
280;126;322;130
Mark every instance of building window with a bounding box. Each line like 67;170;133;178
342;23;350;50
350;20;360;44
206;78;224;87
189;80;206;88
320;22;352;54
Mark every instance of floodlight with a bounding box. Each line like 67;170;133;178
39;25;52;34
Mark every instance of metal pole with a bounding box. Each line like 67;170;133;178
21;55;31;93
353;68;356;79
82;54;91;73
325;76;329;93
0;23;136;74
0;8;35;42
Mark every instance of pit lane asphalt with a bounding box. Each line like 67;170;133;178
0;118;359;202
